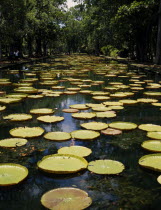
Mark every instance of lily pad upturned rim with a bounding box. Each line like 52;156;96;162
44;132;71;141
37;154;88;174
88;159;125;174
0;163;28;186
41;187;92;210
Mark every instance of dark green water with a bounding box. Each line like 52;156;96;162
0;56;161;210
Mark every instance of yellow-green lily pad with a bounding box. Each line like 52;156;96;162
30;108;54;115
139;153;161;172
58;146;92;157
0;138;28;148
72;112;96;119
70;104;89;110
0;105;6;111
37;154;88;174
10;127;44;138
139;124;161;132
109;121;137;130
3;114;32;121
71;130;100;140
147;132;161;139
81;121;108;131
44;132;71;141
88;159;125;174
37;115;64;123
141;140;161;152
96;111;116;118
0;163;28;186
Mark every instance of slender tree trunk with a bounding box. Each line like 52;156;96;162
155;0;161;64
0;42;2;60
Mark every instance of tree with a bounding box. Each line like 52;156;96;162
155;0;161;64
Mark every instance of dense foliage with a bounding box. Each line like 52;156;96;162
0;0;161;63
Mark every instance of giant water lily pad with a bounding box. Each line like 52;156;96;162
58;146;92;157
157;175;161;184
0;163;28;186
139;154;161;172
0;97;22;104
88;160;125;174
0;138;28;148
72;112;96;119
62;108;79;113
41;187;92;210
141;140;161;152
109;121;137;130
137;98;158;103
81;122;108;131
3;114;32;121
70;104;89;110
96;111;116;118
44;132;71;141
92;106;111;112
138;124;161;132
71;130;100;140
10;127;44;138
119;99;138;105
147;132;161;139
103;101;123;106
0;105;6;111
37;154;88;174
30;108;54;115
37;115;64;123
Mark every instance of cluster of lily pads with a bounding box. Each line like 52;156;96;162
0;55;161;209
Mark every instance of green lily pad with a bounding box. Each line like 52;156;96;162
3;114;32;121
92;106;111;112
37;115;64;123
81;121;108;131
137;98;158;103
96;111;116;118
103;101;123;106
139;153;161;172
109;121;137;130
119;99;138;104
30;108;54;115
41;187;92;210
0;105;6;111
10;127;44;138
70;104;89;110
44;132;71;141
101;128;122;135
0;163;28;186
141;140;161;152
71;130;100;140
37;154;88;174
0;138;28;148
0;97;22;104
147;132;161;139
72;112;96;119
157;175;161;184
58;146;92;157
88;159;125;174
62;108;79;113
139;124;161;132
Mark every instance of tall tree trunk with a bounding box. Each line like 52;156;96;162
0;42;2;60
155;0;161;64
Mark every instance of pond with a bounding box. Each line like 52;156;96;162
0;55;161;210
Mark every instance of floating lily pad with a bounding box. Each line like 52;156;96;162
0;105;6;111
103;101;123;106
141;140;161;152
101;128;122;135
137;98;158;103
139;153;161;172
30;108;54;115
139;124;161;132
71;130;100;140
72;112;96;119
96;111;116;118
0;138;28;148
28;95;44;99
152;103;161;107
70;104;89;110
109;121;137;130
3;114;32;121
62;108;79;113
14;87;38;94
37;154;88;174
37;115;64;123
58;146;92;157
92;96;110;101
81;122;108;131
119;99;138;104
157;175;161;184
88;160;125;174
0;97;22;104
92;106;111;112
108;105;124;110
147;132;161;139
44;132;71;141
10;127;44;138
41;187;92;210
0;163;28;186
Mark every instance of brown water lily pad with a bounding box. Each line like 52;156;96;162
41;187;92;210
101;128;122;135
